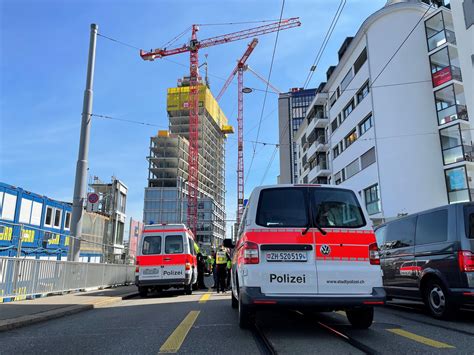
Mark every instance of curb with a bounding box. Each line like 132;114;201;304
0;291;139;332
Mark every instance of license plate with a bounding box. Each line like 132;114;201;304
143;268;160;275
265;251;307;262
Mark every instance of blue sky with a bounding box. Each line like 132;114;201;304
1;0;386;237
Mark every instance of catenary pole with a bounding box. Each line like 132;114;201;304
68;24;98;261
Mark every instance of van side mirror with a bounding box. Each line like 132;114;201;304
223;239;235;249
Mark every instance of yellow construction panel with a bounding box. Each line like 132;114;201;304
158;130;169;137
221;125;234;134
167;85;233;134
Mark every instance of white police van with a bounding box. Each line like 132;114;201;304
226;184;385;328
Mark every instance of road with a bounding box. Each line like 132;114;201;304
0;278;473;354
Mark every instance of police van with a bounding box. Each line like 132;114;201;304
227;184;386;329
135;224;198;297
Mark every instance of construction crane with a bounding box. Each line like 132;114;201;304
217;42;282;226
140;18;301;237
216;38;258;227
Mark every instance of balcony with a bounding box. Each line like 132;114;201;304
425;10;456;52
435;83;468;125
314;135;329;152
445;164;474;203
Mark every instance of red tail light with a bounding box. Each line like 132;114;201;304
458;251;474;272
135;266;139;273
369;243;380;265
185;262;191;271
241;241;259;264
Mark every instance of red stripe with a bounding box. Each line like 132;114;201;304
316;244;369;259
143;229;187;234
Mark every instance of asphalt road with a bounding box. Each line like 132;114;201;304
0;278;473;354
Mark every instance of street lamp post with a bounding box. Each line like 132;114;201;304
68;24;98;261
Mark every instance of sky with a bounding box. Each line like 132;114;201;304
0;0;386;238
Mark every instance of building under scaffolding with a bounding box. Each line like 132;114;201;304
143;78;233;254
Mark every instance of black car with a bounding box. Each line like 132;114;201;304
375;203;474;319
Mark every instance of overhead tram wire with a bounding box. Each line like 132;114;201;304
197;19;281;26
260;146;279;185
245;0;286;186
303;0;346;89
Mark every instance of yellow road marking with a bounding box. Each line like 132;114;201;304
159;311;200;353
199;293;211;303
387;329;455;349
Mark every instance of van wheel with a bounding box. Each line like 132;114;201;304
423;279;457;319
184;284;192;295
238;292;254;329
231;289;238;309
138;287;148;298
346;307;374;329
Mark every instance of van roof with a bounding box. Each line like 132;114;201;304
256;184;356;190
144;223;187;230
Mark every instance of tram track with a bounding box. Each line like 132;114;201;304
252;322;278;355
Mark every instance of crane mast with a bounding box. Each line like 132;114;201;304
140;18;301;238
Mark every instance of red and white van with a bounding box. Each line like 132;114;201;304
135;224;198;297
228;185;385;328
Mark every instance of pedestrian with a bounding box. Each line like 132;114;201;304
197;252;206;289
215;246;230;293
211;251;218;289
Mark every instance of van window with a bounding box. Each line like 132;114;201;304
312;188;365;228
416;210;448;245
375;226;387;248
165;235;183;254
256;188;308;228
465;205;474;239
384;216;416;249
142;236;162;255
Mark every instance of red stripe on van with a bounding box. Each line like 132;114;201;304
137;255;163;266
315;244;369;259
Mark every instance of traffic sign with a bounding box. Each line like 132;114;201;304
88;193;99;204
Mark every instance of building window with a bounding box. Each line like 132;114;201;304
345;159;360;179
434;84;468;125
53;209;62;229
445;166;471;203
354;48;367;75
361;147;376;169
345;129;357;148
364;184;381;215
330;92;337;108
334;171;342;185
439;124;472;165
359;114;373;136
429;46;462;87
343;99;355;119
356;81;370;104
340;69;354;92
45;206;53;227
333;145;340;159
64;212;71;230
331;118;338;133
425;11;456;52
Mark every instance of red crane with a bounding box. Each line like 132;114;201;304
216;39;258;227
140;18;301;237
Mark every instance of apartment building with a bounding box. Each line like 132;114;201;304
295;0;472;223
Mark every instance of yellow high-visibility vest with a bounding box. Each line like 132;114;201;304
216;251;227;264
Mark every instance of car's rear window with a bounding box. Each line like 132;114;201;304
165;235;184;254
312;188;366;228
256;188;308;227
142;236;161;255
465;205;474;239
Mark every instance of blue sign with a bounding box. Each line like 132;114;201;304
447;168;467;191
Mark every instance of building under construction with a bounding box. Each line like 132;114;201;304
143;77;233;253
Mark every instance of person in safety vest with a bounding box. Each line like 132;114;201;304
226;258;232;290
215;246;230;293
211;251;218;289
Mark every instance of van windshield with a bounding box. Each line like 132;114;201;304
256;188;308;227
312;188;366;228
142;236;162;255
465;205;474;239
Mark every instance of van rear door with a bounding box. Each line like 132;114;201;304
139;233;163;281
253;187;318;295
311;187;379;295
162;234;186;280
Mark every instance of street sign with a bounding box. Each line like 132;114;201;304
88;193;99;204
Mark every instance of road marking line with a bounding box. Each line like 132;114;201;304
159;310;200;353
199;293;211;303
386;328;455;349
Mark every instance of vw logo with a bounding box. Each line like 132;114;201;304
320;244;331;256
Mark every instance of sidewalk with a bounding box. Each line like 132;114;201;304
0;285;138;332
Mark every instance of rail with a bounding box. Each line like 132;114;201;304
0;257;135;301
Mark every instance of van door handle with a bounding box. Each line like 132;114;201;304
164;258;171;261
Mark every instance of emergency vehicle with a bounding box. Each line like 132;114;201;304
135;224;198;297
227;185;386;329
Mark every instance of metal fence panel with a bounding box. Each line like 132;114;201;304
0;257;134;300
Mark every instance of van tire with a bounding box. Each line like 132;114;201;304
238;292;254;329
346;307;374;329
231;289;238;309
138;287;148;298
423;279;457;319
184;284;192;295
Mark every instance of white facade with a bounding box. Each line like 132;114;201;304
295;0;473;223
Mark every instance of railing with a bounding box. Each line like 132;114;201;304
432;65;462;87
0;257;135;301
